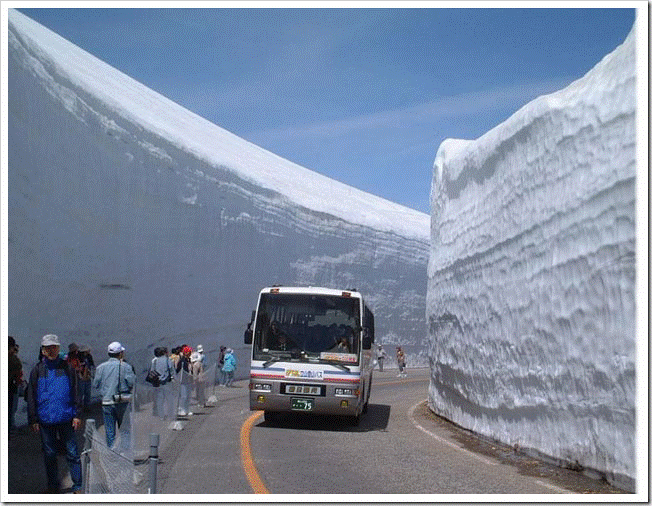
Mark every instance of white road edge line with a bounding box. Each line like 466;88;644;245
408;400;572;494
408;399;497;466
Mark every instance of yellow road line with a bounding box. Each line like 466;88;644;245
240;411;269;494
376;377;429;387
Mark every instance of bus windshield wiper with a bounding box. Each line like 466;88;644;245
262;357;280;368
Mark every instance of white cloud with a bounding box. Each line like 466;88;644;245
245;77;574;143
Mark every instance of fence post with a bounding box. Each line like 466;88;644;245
148;433;160;494
82;419;95;494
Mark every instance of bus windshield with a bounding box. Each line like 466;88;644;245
253;293;361;364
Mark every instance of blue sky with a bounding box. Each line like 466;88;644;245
17;6;636;214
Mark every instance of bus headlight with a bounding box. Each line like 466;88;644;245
335;388;355;396
253;383;272;391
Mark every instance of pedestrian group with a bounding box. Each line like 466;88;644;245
11;333;237;494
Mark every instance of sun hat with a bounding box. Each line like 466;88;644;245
41;334;60;346
108;341;125;354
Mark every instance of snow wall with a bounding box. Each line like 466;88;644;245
426;26;636;490
7;10;430;373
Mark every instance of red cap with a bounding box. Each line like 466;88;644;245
182;346;193;354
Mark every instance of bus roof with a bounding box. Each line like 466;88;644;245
260;286;363;299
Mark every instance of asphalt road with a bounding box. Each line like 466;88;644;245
156;367;625;497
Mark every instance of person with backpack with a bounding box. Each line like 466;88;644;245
27;334;82;494
147;347;175;419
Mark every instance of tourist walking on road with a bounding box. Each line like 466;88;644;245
222;348;237;387
169;347;180;368
191;351;206;407
26;334;82;494
216;345;227;386
8;336;23;435
396;346;407;377
93;341;135;452
150;347;175;419
176;346;194;416
77;345;95;412
196;344;206;365
375;344;388;372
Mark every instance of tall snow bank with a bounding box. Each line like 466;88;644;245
427;25;636;490
7;10;429;241
8;9;429;372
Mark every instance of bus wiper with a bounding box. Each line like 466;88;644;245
262;357;280;368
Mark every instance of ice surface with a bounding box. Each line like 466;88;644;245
427;24;637;490
7;10;429;374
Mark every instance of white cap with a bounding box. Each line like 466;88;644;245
41;334;60;346
108;341;125;354
197;344;204;353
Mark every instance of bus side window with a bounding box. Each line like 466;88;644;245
363;305;375;349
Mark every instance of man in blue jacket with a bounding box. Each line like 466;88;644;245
27;334;82;494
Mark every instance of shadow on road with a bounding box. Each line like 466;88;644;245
257;403;391;432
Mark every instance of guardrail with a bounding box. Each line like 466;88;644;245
81;363;218;493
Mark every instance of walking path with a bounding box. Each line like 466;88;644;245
5;381;247;496
6;405;98;495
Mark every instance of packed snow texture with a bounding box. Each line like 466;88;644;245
7;10;429;373
427;25;636;490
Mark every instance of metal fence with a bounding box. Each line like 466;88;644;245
82;362;218;494
11;348;250;494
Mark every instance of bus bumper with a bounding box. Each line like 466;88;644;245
249;385;361;416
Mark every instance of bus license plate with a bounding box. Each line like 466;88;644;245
291;398;314;411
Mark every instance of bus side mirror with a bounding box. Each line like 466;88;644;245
244;311;255;345
362;328;372;350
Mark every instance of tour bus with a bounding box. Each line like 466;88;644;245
244;286;375;425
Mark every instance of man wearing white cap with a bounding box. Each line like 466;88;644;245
93;341;135;451
27;334;82;493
